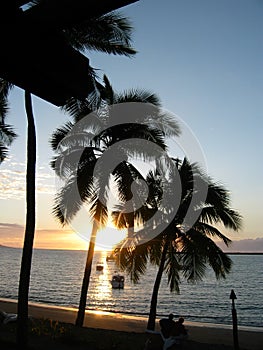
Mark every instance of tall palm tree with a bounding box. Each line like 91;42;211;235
0;80;17;163
50;76;181;327
114;158;242;330
0;2;137;346
16;90;37;344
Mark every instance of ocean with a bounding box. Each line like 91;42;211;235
0;246;262;329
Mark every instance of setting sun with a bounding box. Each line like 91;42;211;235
94;226;127;251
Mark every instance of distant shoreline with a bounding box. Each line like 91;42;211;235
225;252;263;255
1;245;263;254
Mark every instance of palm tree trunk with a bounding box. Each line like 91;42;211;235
147;241;169;331
75;220;98;327
16;91;36;347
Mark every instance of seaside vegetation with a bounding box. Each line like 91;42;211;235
0;2;243;349
0;82;17;163
50;75;242;335
113;157;242;330
50;75;180;327
0;1;137;347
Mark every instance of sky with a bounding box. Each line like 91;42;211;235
0;0;263;251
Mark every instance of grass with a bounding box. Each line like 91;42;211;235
0;317;239;350
0;317;157;350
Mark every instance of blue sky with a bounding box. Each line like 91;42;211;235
0;0;262;250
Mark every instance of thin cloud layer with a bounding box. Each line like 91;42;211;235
0;156;56;199
0;223;86;250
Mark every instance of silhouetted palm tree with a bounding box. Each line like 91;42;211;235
114;158;242;330
0;80;17;163
50;76;180;327
0;3;137;345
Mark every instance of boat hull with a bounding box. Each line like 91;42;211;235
110;274;125;289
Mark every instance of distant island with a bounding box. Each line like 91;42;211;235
1;244;262;254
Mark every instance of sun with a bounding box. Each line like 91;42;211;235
95;226;127;251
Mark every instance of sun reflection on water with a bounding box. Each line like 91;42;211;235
92;251;112;302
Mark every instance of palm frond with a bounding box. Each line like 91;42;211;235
214;207;242;231
49;121;74;151
0;143;8;163
64;12;136;57
0;79;13;101
88;169;111;226
112;208;128;229
193;221;232;246
0;97;9;121
176;233;207;282
52;150;99;225
199;206;242;231
115;89;161;106
150;112;181;138
0;123;17;163
165;244;181;292
0;123;17;145
116;245;149;283
89;199;108;226
120;136;167;161
60;97;94;120
113;161;146;203
51;147;87;178
0;81;16;164
100;75;115;104
183;230;232;279
52;176;88;225
148;237;163;265
206;181;231;208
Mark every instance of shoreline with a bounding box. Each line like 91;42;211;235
1;298;263;349
1;297;261;333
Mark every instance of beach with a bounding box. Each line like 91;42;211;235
0;298;262;349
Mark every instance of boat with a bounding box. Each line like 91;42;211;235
96;262;104;271
106;253;116;262
110;273;125;289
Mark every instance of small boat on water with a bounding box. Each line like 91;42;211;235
96;262;104;271
110;273;125;289
106;253;116;262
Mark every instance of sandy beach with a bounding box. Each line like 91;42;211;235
0;298;262;349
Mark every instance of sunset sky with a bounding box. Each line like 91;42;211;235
0;0;262;251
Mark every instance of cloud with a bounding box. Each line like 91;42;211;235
0;222;24;229
217;237;263;253
0;168;26;199
0;224;86;250
0;157;56;199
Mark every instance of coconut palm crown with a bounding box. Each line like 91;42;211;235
113;157;242;330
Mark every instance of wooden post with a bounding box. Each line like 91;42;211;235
230;289;239;350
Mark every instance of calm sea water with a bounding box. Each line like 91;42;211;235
0;246;262;328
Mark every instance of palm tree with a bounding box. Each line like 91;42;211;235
16;90;37;344
114;157;242;330
0;3;137;346
0;80;17;163
50;76;181;327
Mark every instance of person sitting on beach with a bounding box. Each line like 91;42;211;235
159;313;176;339
170;317;188;339
162;317;188;350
